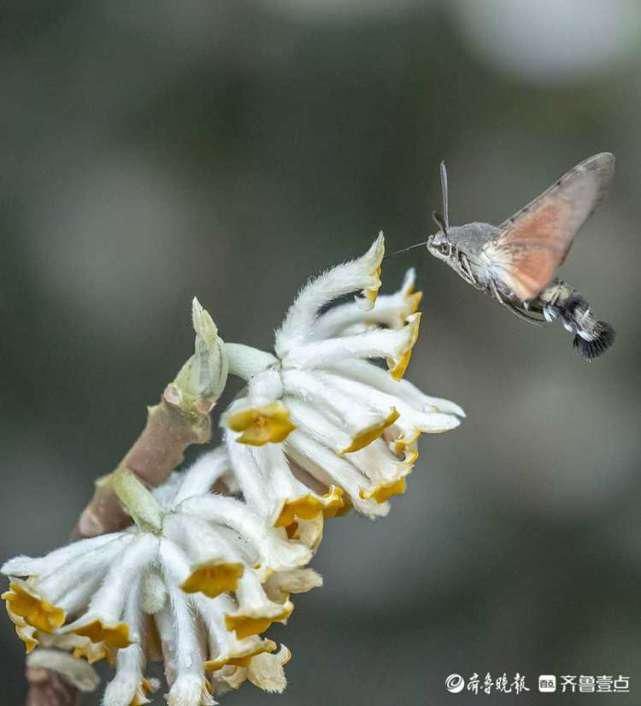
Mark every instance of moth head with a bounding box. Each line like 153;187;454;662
427;217;453;262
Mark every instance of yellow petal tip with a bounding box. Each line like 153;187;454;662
3;581;65;634
360;234;385;307
341;408;400;453
275;485;346;527
360;477;407;504
225;603;294;639
388;313;421;380
204;640;277;672
72;641;113;665
407;290;423;314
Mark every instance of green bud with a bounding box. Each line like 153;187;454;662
173;298;229;411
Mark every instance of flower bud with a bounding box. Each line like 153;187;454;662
173;298;229;410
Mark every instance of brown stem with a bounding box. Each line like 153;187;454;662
74;390;212;537
25;385;214;705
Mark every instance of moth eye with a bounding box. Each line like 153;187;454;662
438;243;450;255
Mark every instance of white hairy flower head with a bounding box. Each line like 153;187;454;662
219;235;463;545
2;456;317;705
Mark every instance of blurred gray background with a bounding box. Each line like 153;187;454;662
2;1;641;704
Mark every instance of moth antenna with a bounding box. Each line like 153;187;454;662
440;160;449;232
432;210;447;233
386;160;450;259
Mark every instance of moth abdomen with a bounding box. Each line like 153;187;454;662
553;289;615;360
572;320;615;361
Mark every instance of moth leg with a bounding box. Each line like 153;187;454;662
490;279;543;326
508;304;545;326
460;254;478;286
489;278;504;305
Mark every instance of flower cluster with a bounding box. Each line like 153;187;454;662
2;235;463;705
4;457;316;705
220;235;463;547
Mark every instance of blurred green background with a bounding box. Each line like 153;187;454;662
2;1;641;704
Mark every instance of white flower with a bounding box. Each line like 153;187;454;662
2;455;316;705
213;643;292;695
219;235;464;540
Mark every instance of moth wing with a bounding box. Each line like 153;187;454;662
483;153;614;301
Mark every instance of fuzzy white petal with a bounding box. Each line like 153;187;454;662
282;323;414;370
172;448;229;506
275;234;384;356
327;358;465;417
1;532;125;579
178;496;312;571
284;431;389;517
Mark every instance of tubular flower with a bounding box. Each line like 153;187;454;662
219;235;464;537
2;455;315;705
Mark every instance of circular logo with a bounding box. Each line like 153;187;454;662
445;674;465;694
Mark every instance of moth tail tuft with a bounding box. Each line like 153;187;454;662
573;320;615;360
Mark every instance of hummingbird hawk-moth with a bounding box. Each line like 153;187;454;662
399;153;616;359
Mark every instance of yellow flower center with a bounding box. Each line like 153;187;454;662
73;619;132;649
227;402;296;445
275;485;345;528
181;562;245;599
